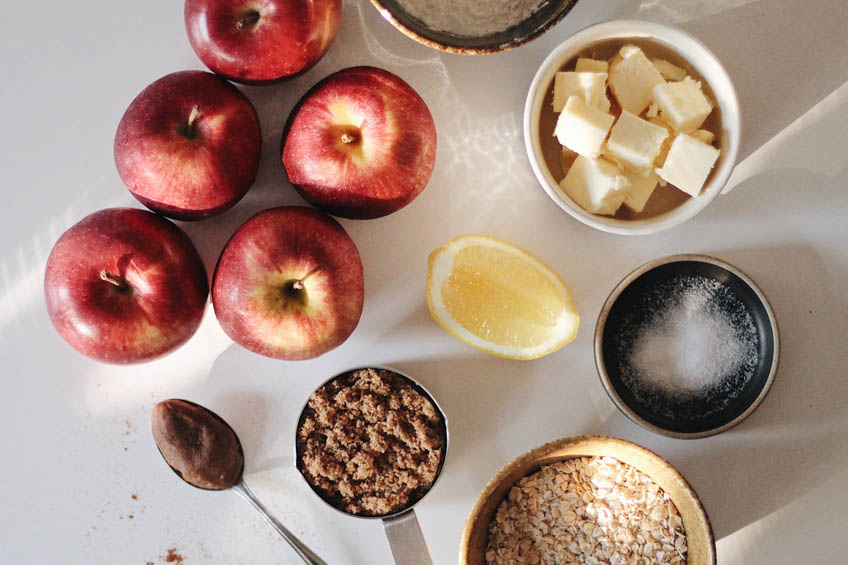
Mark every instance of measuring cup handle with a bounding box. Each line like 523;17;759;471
382;508;433;565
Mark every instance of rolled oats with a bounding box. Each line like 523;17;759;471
485;457;687;564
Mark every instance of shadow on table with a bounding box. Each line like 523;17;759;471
594;235;848;540
690;238;848;537
202;343;316;473
629;0;848;163
200;342;374;562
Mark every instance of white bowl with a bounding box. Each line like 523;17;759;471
524;20;741;235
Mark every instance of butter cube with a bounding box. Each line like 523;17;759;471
623;170;660;213
608;45;666;115
648;116;674;169
646;103;659;118
599;93;612;113
576;57;609;73
690;129;715;145
559;155;629;215
651;58;687;81
657;134;720;196
554;96;615;158
652;77;713;132
553;71;609;112
604;110;669;175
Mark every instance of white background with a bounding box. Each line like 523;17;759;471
2;0;847;563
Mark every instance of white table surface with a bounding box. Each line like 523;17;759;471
2;0;847;563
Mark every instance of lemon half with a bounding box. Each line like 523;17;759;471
426;234;579;360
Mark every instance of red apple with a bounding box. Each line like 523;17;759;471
184;0;342;84
44;208;209;364
114;70;261;221
281;66;437;219
212;206;363;360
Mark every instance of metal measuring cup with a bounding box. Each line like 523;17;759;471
294;366;449;564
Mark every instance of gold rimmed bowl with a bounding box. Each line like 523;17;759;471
460;435;716;564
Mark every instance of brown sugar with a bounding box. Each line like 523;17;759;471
296;368;446;517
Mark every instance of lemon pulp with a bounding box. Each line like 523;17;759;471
426;234;579;360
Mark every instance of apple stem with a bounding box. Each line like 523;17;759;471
236;10;261;30
187;105;200;129
281;279;308;307
176;105;202;139
100;270;129;292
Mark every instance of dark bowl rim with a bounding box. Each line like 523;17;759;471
594;253;780;439
368;0;579;55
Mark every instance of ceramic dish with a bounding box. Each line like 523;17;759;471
524;20;741;235
460;435;716;564
595;254;779;438
369;0;579;54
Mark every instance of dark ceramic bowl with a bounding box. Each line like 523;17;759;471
595;254;779;438
369;0;579;54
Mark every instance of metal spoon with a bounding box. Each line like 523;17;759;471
151;399;326;565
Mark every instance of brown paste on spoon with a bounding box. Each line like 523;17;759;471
151;399;243;490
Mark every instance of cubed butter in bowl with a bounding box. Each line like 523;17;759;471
657;133;721;197
554;96;615;158
605;110;670;174
560;155;628;214
524;20;740;235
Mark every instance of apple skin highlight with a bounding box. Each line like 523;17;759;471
185;0;342;84
212;206;364;360
44;208;209;364
114;70;262;221
282;66;437;219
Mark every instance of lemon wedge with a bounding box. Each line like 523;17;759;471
426;234;580;360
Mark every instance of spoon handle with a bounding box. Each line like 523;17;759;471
232;480;328;565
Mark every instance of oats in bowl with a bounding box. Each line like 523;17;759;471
486;456;687;564
461;436;714;564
